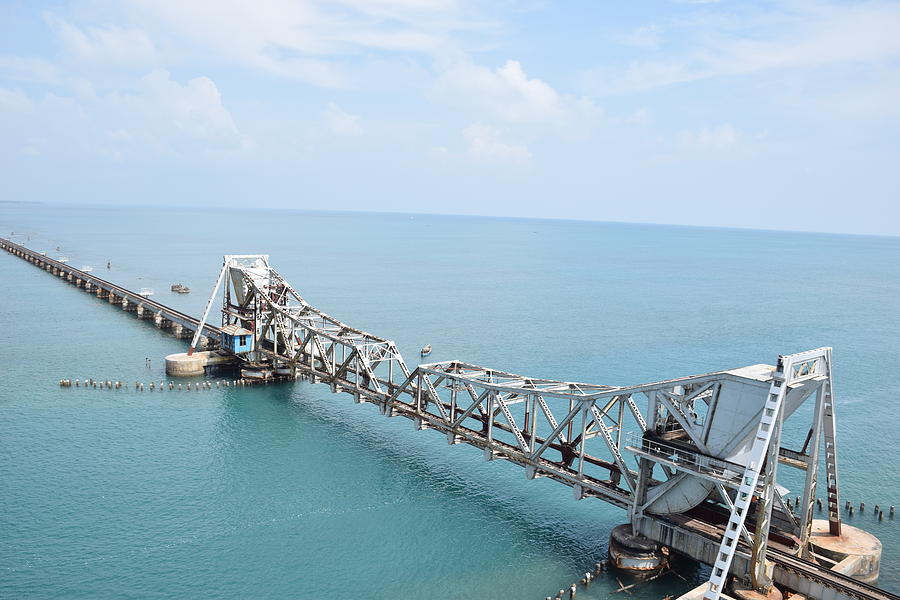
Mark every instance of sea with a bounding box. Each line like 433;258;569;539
1;202;898;599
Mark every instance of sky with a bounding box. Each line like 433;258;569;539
0;0;899;235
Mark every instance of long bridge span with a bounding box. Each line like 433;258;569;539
3;239;897;600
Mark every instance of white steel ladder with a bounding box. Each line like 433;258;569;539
702;356;790;600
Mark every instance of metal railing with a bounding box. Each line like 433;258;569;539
625;432;744;483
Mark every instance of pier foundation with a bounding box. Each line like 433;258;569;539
165;351;238;376
608;524;668;573
807;520;882;584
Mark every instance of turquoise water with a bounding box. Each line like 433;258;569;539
1;203;899;599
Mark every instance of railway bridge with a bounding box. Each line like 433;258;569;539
2;239;896;600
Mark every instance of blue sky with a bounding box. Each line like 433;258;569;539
1;1;898;235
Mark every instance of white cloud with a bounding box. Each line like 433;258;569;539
97;0;489;88
678;124;739;152
20;137;47;156
0;69;246;163
322;102;363;135
585;1;900;95
625;107;651;126
816;71;900;120
45;14;159;67
617;25;663;49
432;59;601;138
464;123;532;164
0;56;65;86
0;88;34;113
131;69;239;140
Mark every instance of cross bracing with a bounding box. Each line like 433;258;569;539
186;254;854;600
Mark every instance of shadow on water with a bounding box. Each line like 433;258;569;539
214;380;712;595
221;382;608;556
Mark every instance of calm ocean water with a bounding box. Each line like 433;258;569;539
1;202;899;599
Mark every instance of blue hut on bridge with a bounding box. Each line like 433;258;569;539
221;324;253;353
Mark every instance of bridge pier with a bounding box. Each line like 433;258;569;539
165;351;238;376
806;520;881;584
608;524;668;573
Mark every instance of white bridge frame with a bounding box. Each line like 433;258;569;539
190;255;844;599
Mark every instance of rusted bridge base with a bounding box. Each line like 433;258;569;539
0;238;220;348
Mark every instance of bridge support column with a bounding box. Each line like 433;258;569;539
608;524;668;574
165;351;238;376
805;520;882;585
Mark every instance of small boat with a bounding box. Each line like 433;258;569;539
421;344;432;356
139;287;154;297
57;256;70;263
171;283;191;294
80;265;93;272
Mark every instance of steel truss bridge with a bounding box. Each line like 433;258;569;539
182;254;899;600
2;239;896;600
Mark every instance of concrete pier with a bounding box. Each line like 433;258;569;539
809;520;882;584
165;351;238;376
608;524;668;572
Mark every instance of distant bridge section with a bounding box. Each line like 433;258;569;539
1;237;221;343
